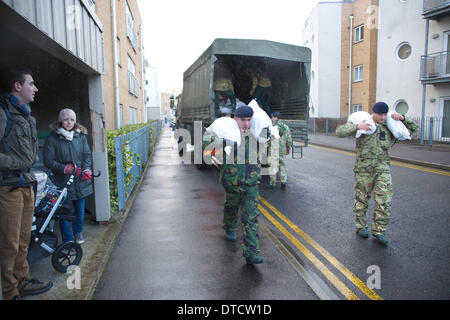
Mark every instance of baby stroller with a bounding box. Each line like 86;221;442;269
27;164;86;273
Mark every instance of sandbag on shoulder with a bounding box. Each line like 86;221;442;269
348;111;376;138
386;111;411;141
206;116;241;146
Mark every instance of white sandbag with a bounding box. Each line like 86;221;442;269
242;101;273;142
270;125;280;139
206;116;241;145
386;111;411;141
348;111;376;138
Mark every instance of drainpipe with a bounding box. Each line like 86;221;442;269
111;0;121;129
421;19;430;144
348;14;354;117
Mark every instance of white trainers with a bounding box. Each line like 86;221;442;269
75;233;84;244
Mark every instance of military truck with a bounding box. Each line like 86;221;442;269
176;38;311;165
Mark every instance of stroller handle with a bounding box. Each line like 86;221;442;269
65;163;101;179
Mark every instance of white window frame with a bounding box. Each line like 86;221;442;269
129;106;137;125
118;104;123;128
439;96;450;140
353;104;362;112
354;25;364;43
354;65;363;82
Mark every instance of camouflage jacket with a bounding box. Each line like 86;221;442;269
335;117;419;172
203;131;261;192
213;77;234;93
271;119;293;156
250;71;271;96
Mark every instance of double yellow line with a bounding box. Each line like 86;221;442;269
258;196;383;300
310;145;450;177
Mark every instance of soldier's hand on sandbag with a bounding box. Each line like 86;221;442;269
357;120;372;131
390;112;405;121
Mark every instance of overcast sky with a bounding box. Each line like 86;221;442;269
137;0;338;93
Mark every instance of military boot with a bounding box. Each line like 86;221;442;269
280;183;286;190
246;254;264;265
375;234;388;245
225;231;237;242
357;229;369;238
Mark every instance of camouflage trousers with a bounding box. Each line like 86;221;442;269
269;156;287;186
223;186;260;257
353;170;392;236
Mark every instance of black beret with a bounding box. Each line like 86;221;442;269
372;102;389;114
271;112;281;118
235;105;254;118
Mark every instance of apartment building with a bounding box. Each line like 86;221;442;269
160;92;173;121
420;0;450;141
302;1;343;118
96;0;145;130
376;0;425;119
340;0;379;117
143;60;162;121
303;0;379;119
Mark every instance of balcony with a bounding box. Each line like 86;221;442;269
420;51;450;84
423;0;450;19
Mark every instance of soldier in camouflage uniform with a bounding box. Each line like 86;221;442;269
336;102;419;245
219;105;263;264
268;112;293;189
214;77;236;117
249;69;272;116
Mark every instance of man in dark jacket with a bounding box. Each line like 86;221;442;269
0;67;52;300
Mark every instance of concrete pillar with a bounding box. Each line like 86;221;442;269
88;75;111;222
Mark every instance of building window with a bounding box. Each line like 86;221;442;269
354;25;364;43
129;106;137;124
354;65;363;82
394;100;409;115
126;2;138;51
128;56;139;97
119;104;123;128
397;42;412;60
353;104;362;112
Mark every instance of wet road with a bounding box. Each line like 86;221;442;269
94;128;318;300
260;145;450;300
94;128;450;300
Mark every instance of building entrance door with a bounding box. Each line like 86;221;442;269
441;98;450;141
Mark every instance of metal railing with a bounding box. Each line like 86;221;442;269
309;117;450;144
420;51;450;81
423;0;450;13
115;121;163;211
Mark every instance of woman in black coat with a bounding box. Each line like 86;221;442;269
43;109;93;244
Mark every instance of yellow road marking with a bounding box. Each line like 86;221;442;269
309;144;450;176
259;196;383;301
258;205;360;300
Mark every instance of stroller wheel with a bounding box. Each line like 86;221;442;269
51;242;83;273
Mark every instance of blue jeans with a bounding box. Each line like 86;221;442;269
59;198;86;242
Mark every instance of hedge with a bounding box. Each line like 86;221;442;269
106;121;158;215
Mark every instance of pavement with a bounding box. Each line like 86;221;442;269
23;128;450;300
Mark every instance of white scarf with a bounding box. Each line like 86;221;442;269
57;127;80;141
